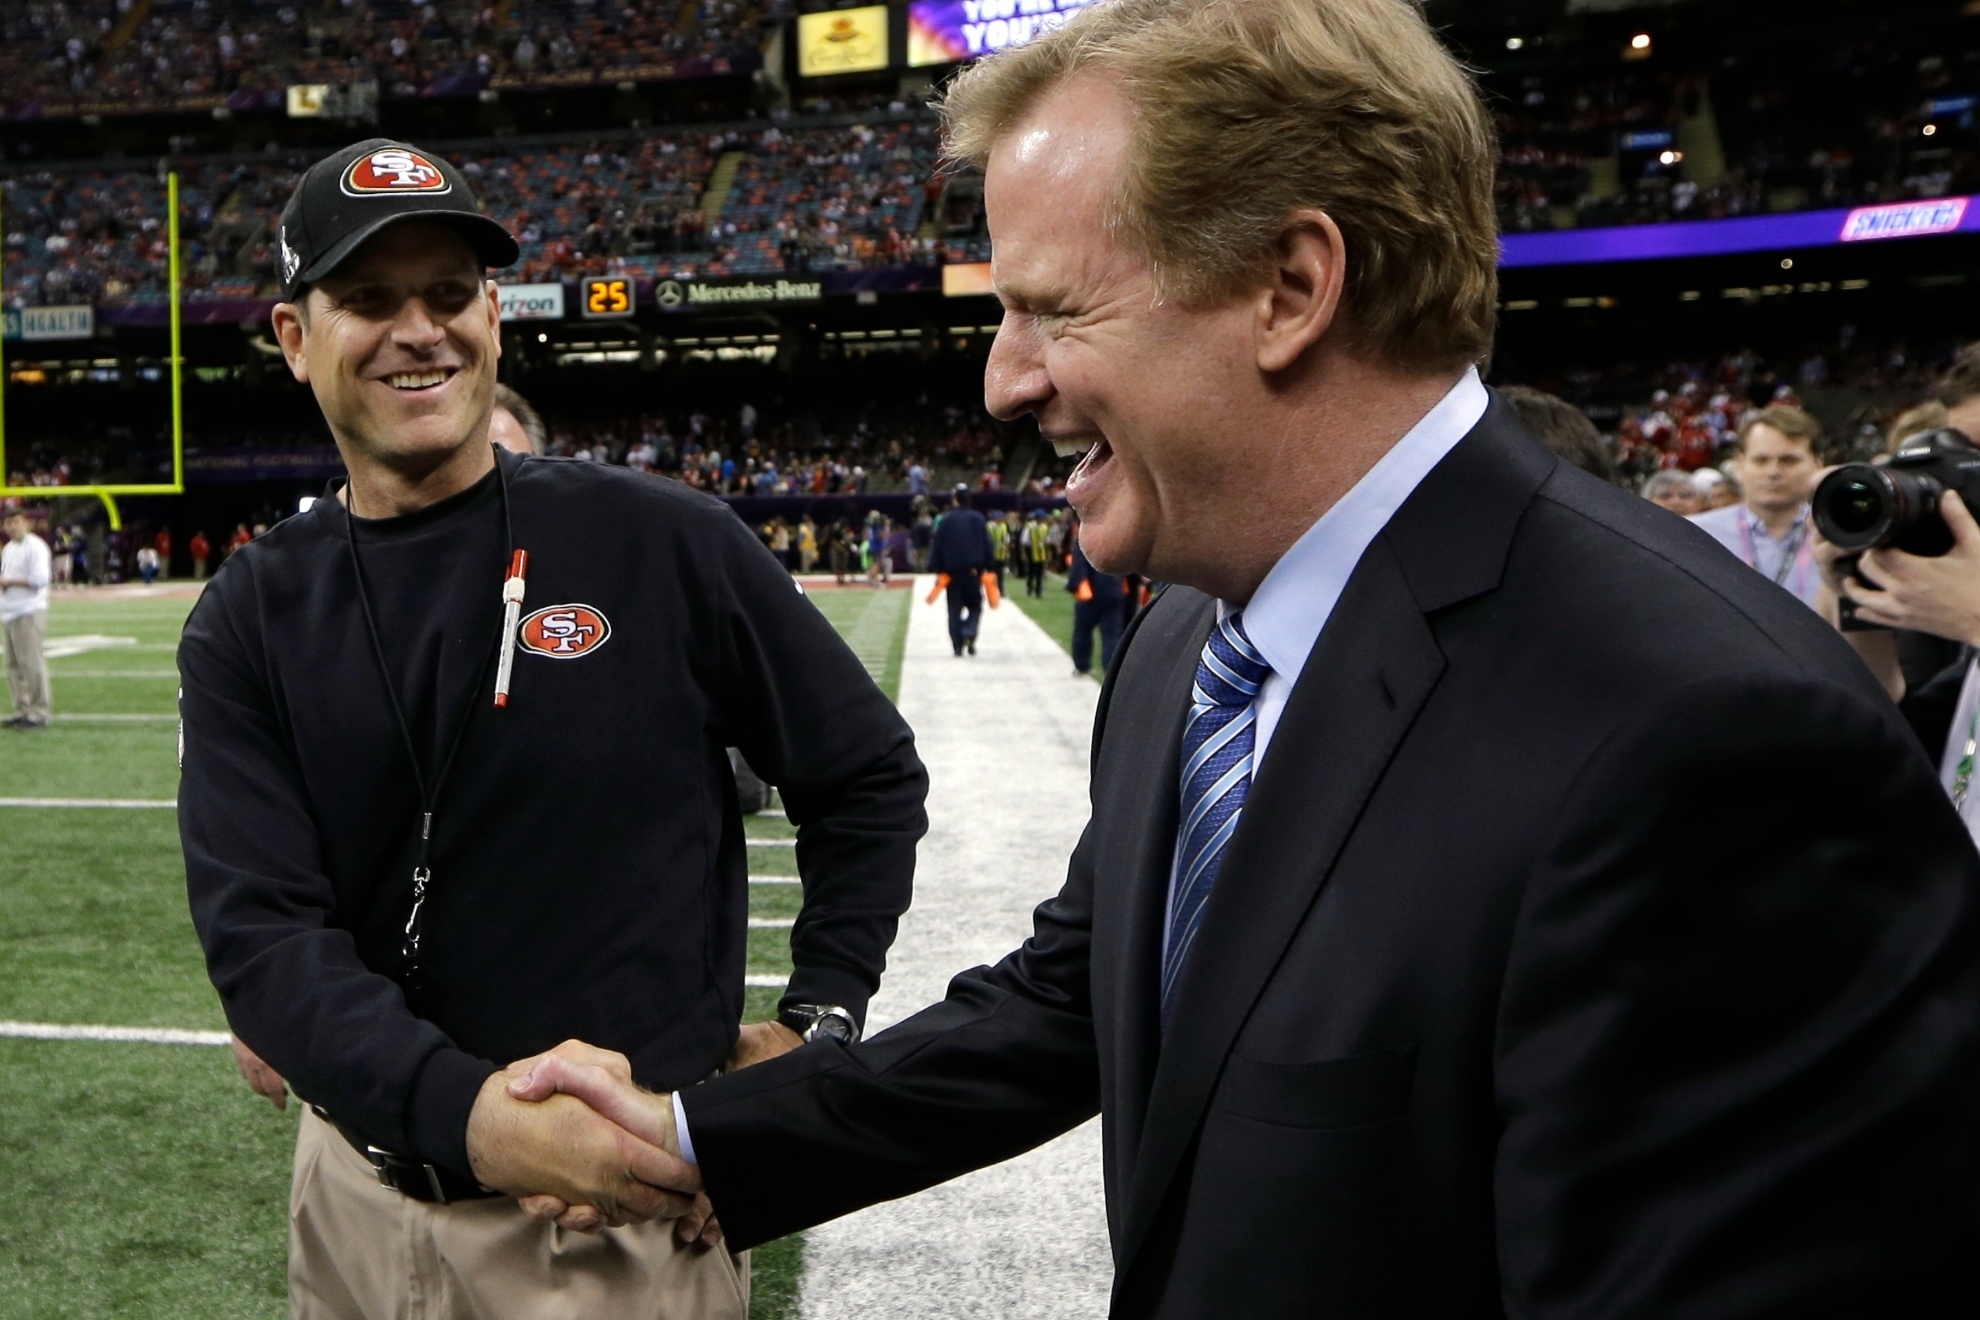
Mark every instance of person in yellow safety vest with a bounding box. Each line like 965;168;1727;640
986;514;1012;594
1023;514;1052;597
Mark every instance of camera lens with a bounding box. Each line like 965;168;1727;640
1814;464;1902;550
1826;478;1886;537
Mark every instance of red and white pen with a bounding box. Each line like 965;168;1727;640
493;549;528;709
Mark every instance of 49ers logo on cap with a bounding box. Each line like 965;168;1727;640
341;147;452;197
518;604;611;658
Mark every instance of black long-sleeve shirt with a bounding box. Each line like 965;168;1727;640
179;449;926;1179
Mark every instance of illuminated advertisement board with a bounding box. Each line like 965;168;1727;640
908;0;1099;66
797;6;891;77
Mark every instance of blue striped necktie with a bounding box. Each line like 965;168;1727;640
1163;611;1271;1031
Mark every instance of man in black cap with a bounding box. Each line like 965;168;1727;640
927;485;995;656
179;138;927;1318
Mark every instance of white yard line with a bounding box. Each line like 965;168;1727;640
751;875;800;885
744;975;786;989
0;1021;229;1046
0;797;177;809
800;576;1110;1320
745;838;796;847
747;918;794;930
53;714;177;723
45;671;181;678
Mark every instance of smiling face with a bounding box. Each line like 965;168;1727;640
983;75;1260;580
273;221;499;489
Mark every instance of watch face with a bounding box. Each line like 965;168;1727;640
810;1012;856;1044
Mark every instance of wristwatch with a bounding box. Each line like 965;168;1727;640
778;1003;860;1045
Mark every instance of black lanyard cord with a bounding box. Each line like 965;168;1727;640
341;446;517;999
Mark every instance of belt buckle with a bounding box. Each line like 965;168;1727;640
365;1145;450;1204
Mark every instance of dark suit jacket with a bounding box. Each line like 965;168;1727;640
928;507;993;575
683;402;1980;1316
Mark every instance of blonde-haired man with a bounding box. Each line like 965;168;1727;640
513;1;1980;1313
1688;404;1825;608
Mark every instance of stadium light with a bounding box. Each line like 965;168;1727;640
0;172;187;530
1630;33;1652;50
1924;123;1939;136
1658;149;1684;166
1505;36;1524;50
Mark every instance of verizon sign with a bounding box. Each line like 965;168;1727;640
497;283;566;321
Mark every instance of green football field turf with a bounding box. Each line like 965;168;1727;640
0;580;912;1320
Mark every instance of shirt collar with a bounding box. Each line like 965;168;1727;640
1228;368;1490;684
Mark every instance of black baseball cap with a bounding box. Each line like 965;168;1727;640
276;138;519;302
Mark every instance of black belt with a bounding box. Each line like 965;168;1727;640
314;1105;500;1204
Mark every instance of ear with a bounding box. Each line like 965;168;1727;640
271;302;310;383
1254;209;1346;375
485;279;503;363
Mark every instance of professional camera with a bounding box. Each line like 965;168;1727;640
1813;427;1980;557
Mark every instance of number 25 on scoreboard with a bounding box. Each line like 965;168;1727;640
582;277;634;318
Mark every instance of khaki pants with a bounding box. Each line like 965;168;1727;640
3;611;50;725
291;1108;750;1320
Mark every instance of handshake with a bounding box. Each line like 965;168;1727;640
230;1021;803;1244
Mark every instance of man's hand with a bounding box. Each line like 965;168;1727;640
230;1035;288;1111
505;1045;724;1244
464;1045;700;1230
1843;491;1980;645
727;1020;803;1073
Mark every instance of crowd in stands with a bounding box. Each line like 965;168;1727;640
1486;22;1980;233
1508;333;1968;484
0;0;788;111
1;115;949;303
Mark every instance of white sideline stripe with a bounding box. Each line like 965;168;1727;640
743;975;786;988
747;917;794;930
44;634;139;659
47;670;180;678
746;838;795;847
752;875;800;885
55;714;177;723
0;796;176;809
0;1021;228;1046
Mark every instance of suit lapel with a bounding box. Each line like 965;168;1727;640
1090;593;1210;1206
1116;542;1447;1270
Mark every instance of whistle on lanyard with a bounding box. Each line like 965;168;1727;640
493;549;528;709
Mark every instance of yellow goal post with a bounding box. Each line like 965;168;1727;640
0;171;187;530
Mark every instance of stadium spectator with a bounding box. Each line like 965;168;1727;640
1498;384;1621;484
189;529;212;579
1688;404;1825;609
490;384;549;455
1;510;54;731
1642;469;1704;515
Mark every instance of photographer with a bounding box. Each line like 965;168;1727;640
1814;346;1980;840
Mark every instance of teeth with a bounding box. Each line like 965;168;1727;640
385;371;448;390
1052;437;1096;459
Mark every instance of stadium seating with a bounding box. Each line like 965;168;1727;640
0;0;789;109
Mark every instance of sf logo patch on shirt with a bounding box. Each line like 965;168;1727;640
519;604;612;658
342;148;450;196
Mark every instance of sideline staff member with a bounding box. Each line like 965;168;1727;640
178;139;926;1318
1;510;54;730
